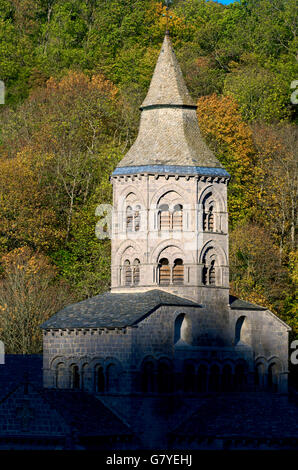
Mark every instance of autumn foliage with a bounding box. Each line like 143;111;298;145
197;94;256;223
0;0;296;351
0;247;72;353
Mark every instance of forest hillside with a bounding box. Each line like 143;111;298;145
0;0;297;353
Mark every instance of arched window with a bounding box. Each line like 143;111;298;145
95;365;105;393
159;204;171;230
255;363;265;390
173;204;183;230
124;259;132;286
174;313;191;344
174;314;184;343
70;364;80;389
159;258;170;285
209;365;220;392
183;362;196;393
56;363;64;389
82;363;89;390
173;258;184;285
222;364;233;392
133;258;140;285
141;361;155;393
157;360;172;393
197;365;207;393
235;316;246;345
106;364;118;392
202;192;215;232
235;363;247;391
126;206;133;232
268;363;279;392
207;206;214;231
209;260;215;285
134;205;141;231
202;265;208;285
202;248;217;286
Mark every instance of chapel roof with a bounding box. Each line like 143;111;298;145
40;289;201;329
229;296;267;311
40;289;270;330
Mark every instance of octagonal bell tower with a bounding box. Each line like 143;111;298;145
110;32;230;309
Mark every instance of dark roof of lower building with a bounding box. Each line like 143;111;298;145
41;389;132;437
40;289;201;329
0;381;132;439
170;393;298;440
0;354;42;401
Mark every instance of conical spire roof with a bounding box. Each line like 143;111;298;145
141;33;195;108
115;34;228;175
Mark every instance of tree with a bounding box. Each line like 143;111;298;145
229;222;294;321
0;150;64;255
52;147;122;298
0;71;122;249
224;64;293;122
251;123;298;257
0;247;72;353
197;93;256;224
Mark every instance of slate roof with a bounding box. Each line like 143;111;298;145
40;289;200;329
170;393;298;440
40;389;132;437
0;382;70;438
0;382;132;439
140;33;195;109
229;295;267;311
116;34;225;171
0;354;42;401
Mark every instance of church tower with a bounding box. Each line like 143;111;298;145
41;31;290;399
110;33;230;308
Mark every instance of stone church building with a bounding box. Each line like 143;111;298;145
41;33;290;403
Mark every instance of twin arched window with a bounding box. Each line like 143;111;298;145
158;258;184;285
95;363;119;393
158;204;183;231
202;192;215;232
123;258;140;286
126;205;141;232
141;358;173;394
255;362;280;392
202;248;217;286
